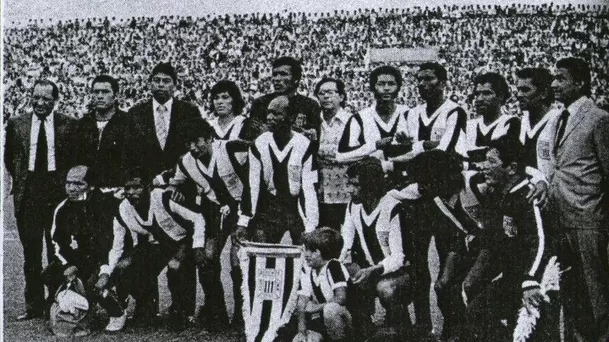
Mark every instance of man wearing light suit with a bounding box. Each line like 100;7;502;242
548;57;609;342
4;80;78;320
127;62;201;180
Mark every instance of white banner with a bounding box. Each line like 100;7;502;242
239;242;303;342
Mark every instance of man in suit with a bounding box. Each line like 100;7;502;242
127;63;201;180
548;57;609;342
4;79;78;320
249;56;320;141
75;75;130;188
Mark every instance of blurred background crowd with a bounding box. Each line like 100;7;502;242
3;2;608;120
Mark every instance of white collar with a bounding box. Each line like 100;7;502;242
153;98;173;112
68;191;89;202
33;112;54;122
421;100;455;124
320;108;351;125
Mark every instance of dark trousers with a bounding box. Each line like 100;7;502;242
195;227;231;323
319;203;348;231
462;276;560;342
409;201;451;333
559;228;609;342
103;242;195;318
346;263;413;339
17;172;63;313
250;199;305;244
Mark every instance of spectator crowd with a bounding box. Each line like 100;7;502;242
3;3;608;120
3;2;609;342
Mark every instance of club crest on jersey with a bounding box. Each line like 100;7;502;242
289;165;302;184
378;231;390;247
221;172;240;188
538;140;551;160
70;236;79;250
431;128;446;141
503;216;517;237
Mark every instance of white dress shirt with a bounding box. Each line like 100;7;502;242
29;113;56;171
153;98;173;148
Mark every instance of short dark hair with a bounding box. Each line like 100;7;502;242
150;62;177;83
555;57;591;96
486;135;524;169
473;72;510;104
302;227;344;260
515;68;554;104
209;80;246;115
369;65;403;93
408;150;463;197
122;167;149;187
33;79;59;100
418;62;448;82
314;77;347;107
92;75;120;94
183;118;214;143
346;157;387;198
272;57;302;83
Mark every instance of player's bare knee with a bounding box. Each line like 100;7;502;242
323;302;343;320
323;303;351;339
376;279;398;302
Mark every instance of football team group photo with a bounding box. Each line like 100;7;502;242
2;0;608;341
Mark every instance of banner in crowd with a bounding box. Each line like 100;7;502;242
239;242;303;342
369;47;439;64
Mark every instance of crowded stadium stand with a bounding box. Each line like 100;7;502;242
3;3;608;120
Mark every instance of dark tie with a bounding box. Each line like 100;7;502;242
35;117;48;172
554;110;569;153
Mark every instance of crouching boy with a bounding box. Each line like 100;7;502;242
294;227;352;342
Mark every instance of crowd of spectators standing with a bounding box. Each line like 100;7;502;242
3;2;608;121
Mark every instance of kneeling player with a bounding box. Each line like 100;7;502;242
462;137;558;341
293;227;352;342
95;173;204;331
339;158;413;340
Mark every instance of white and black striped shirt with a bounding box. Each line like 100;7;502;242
405;100;467;155
238;131;319;231
339;190;407;275
336;104;409;163
99;188;205;276
297;259;349;304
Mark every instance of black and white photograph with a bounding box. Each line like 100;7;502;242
2;0;608;341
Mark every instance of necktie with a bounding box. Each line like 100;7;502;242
35;117;48;172
554;109;570;153
156;104;169;149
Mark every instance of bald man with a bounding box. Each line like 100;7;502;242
42;165;118;312
236;95;319;244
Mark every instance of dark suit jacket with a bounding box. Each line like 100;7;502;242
4;112;77;217
548;97;609;229
126;99;201;179
74;109;131;187
250;92;321;130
